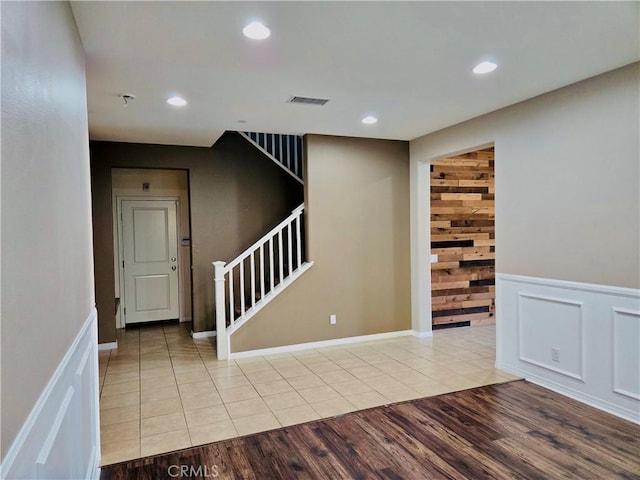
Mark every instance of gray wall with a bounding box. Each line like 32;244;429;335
409;63;639;331
90;132;303;342
232;135;411;352
1;1;94;458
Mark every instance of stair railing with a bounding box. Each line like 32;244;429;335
239;132;304;183
213;204;306;359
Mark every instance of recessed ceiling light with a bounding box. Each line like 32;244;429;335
243;21;270;40
473;61;498;74
362;115;378;125
166;96;187;107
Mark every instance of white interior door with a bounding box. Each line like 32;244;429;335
121;200;179;323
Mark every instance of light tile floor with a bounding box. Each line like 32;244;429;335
98;322;519;465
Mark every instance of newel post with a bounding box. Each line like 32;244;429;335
213;261;229;360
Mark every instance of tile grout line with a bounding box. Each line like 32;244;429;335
255;362;318;418
196;335;239;439
234;361;285;432
258;353;371;420
165;326;194;449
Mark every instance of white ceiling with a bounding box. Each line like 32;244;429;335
71;1;639;147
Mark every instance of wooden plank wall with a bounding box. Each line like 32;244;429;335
431;148;495;327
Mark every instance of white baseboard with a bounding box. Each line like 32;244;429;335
191;330;216;339
497;273;640;423
0;308;101;479
497;362;640;424
412;330;433;338
98;340;117;351
230;329;414;359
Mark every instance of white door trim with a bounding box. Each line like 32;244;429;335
115;195;183;327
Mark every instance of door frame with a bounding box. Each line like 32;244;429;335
428;146;496;329
411;141;496;336
115;195;183;328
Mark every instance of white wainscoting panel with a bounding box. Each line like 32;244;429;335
612;308;640;401
497;274;640;424
518;293;584;381
0;309;101;479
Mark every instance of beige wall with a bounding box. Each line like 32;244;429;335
409;63;640;331
91;132;303;342
1;2;93;458
232;135;411;352
111;169;191;324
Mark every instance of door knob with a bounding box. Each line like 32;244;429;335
171;257;177;262
171;265;177;271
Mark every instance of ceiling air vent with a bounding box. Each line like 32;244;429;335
288;96;329;106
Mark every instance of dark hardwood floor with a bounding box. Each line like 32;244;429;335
101;381;640;480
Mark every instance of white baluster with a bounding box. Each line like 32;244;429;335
239;259;245;316
269;237;275;291
278;229;284;286
228;269;234;327
250;251;256;308
213;261;228;360
296;212;302;270
260;244;265;301
287;220;293;280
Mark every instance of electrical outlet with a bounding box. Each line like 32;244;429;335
551;347;560;362
330;314;337;325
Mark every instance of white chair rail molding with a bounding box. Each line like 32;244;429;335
496;273;640;423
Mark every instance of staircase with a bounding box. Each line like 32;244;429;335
212;132;313;360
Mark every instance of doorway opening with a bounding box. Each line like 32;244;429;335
112;168;192;328
430;147;495;329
